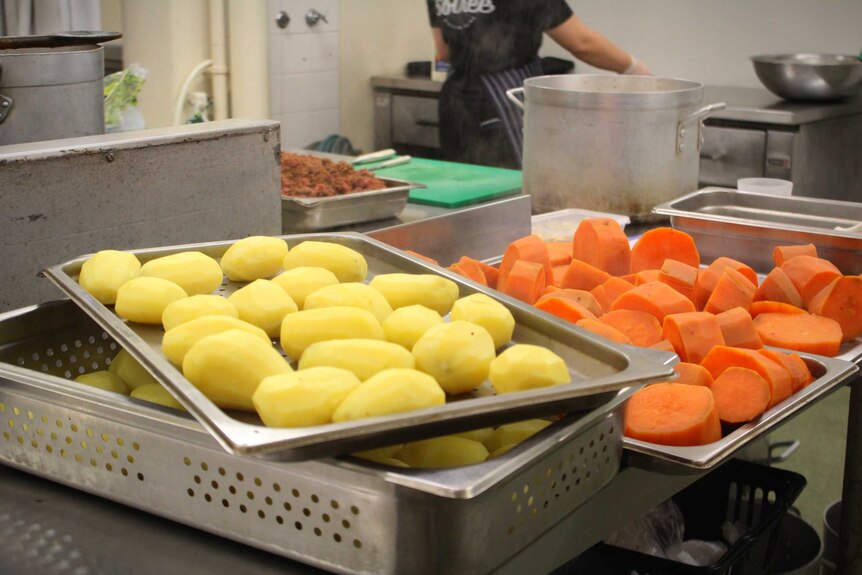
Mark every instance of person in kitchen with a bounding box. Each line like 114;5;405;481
428;0;651;169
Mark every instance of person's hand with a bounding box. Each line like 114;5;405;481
622;56;651;76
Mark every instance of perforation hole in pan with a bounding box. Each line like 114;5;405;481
0;402;144;481
182;456;365;549
503;417;619;537
10;328;118;380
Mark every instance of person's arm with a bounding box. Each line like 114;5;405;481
546;14;650;75
431;26;450;62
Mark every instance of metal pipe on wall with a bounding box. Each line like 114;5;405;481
226;0;269;120
208;0;229;121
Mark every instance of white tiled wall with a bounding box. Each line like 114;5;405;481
268;0;340;149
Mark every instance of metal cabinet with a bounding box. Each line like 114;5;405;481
372;76;443;158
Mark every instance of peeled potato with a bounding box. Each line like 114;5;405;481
302;282;393;322
381;304;444;350
369;273;459;315
75;371;130;395
272;266;339;308
298;339;415;381
161;294;239;331
412;321;496;395
130;383;186;411
332;368;445;422
140;251;223;296
228;279;298;338
182;329;292;411
282;241;367;283
162;315;271;366
78;249;142;305
395;436;489;468
450;293;515;349
108;348;159;390
485;419;553;454
451;427;494;445
115;276;188;324
488;344;571;395
351;444;404;465
220;236;288;281
280;306;384;360
253;367;362;427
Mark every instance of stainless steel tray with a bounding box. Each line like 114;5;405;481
281;177;423;233
0;299;630;575
41;232;676;461
624;351;859;472
653;187;862;274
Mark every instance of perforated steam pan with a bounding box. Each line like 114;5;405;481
41;232;676;461
0;299;632;575
624;351;859;472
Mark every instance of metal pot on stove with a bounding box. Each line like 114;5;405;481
507;75;725;221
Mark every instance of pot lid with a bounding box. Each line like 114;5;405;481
0;31;121;50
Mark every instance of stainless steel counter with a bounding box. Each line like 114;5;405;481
704;85;862;125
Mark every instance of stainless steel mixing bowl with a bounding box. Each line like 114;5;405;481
751;54;862;102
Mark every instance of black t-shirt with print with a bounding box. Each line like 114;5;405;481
427;0;573;75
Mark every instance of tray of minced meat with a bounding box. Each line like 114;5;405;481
280;152;423;232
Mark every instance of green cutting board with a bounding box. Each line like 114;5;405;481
373;158;523;208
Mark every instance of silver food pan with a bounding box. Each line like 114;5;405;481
653;188;862;274
0;299;631;575
624;351;859;473
281;177;423;233
41;232;676;461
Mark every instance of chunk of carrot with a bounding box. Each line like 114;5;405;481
545;241;573;267
749;300;806;318
704;267;757;315
537;288;602;317
715;307;763;349
448;262;487;286
630;228;700;273
753;312;843;357
457;256;499;289
754;267;804;309
591;276;635;314
807;275;862;342
534;296;596;324
551;265;568;287
694;257;758;310
611;281;696;323
710;367;772;424
700;345;793;408
501;260;545;305
560;259;612;291
780;255;842;306
758;348;813;394
632;269;662;285
658;259;699;303
571;218;631;276
598;309;663;347
662;311;726;364
624;382;722;446
542;285;561;296
650;339;677;353
497;234;551;293
673;362;714;387
575;318;633;345
773;243;818;267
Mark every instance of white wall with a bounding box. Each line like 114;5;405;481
337;0;862;152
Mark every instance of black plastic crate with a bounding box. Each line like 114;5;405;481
557;458;806;575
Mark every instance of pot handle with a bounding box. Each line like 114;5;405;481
677;102;726;154
505;87;525;112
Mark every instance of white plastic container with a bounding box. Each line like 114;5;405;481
531;208;630;242
737;177;794;196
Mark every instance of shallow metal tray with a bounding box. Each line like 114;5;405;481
0;299;630;574
653;188;862;274
41;232;676;461
281;177;422;233
624;351;858;472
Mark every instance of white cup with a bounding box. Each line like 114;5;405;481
737;178;793;197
